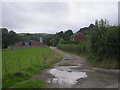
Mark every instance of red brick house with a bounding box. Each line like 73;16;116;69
70;33;86;41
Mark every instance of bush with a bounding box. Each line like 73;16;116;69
89;19;119;61
57;40;88;55
61;41;79;44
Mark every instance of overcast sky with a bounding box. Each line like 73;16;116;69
1;0;119;34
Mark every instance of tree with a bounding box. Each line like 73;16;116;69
50;39;54;46
64;29;74;41
59;38;64;44
43;34;54;46
89;24;95;29
77;24;95;35
89;19;119;61
1;28;23;48
2;28;10;48
9;30;17;44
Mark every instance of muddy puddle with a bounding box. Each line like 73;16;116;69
47;65;87;87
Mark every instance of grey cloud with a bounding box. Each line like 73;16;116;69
1;2;118;33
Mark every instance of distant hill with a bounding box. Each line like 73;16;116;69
17;33;51;36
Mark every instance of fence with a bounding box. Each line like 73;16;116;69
3;48;55;74
3;53;50;74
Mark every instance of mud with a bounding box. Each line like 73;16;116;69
27;47;119;88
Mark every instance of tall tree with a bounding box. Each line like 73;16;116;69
77;24;95;35
64;29;74;41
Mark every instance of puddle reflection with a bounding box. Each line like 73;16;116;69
47;66;87;87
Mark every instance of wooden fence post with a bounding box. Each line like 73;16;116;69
37;56;40;64
3;60;7;73
30;56;33;65
50;49;54;55
42;53;47;61
17;59;21;72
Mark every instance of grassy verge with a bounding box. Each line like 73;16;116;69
57;45;118;69
86;54;118;69
86;72;113;78
14;80;45;88
2;47;63;88
56;47;87;57
58;63;77;66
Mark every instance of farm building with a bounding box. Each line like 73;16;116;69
15;40;45;46
8;38;47;49
70;33;86;41
15;37;46;47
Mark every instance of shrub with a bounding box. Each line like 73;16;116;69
89;19;119;61
61;41;79;44
57;40;88;55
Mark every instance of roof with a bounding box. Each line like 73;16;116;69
15;40;45;45
70;32;85;38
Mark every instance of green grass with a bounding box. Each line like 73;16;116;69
86;58;118;69
2;47;63;88
86;54;118;69
58;63;77;66
14;80;45;88
0;50;2;90
86;72;112;78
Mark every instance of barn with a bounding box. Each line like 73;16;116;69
15;40;45;46
8;38;47;49
70;33;86;41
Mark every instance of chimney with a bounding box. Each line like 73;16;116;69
40;37;43;43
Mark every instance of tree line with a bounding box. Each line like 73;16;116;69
1;28;23;48
57;19;120;69
1;27;74;48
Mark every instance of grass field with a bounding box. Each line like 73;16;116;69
2;47;62;88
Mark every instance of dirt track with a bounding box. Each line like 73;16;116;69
29;47;119;88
